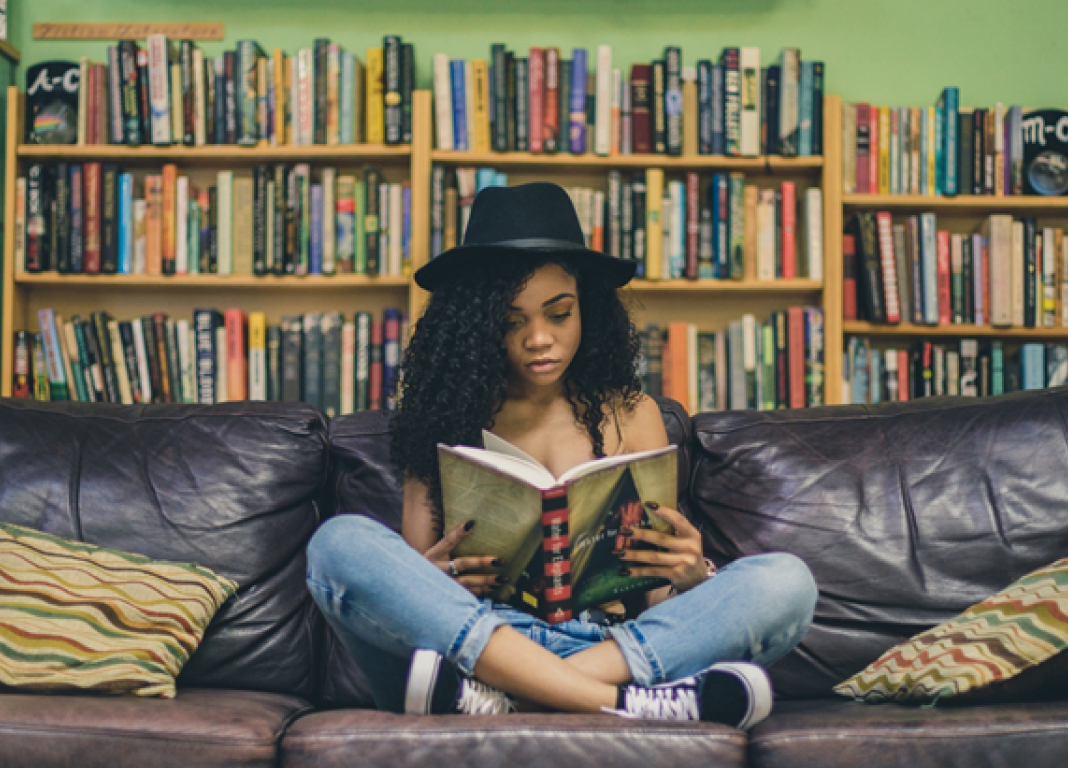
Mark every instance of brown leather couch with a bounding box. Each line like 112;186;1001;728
1;389;1067;768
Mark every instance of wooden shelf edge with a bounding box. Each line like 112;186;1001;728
0;40;20;63
17;144;411;160
628;279;823;293
14;273;411;288
844;321;1068;338
843;193;1068;210
431;150;823;170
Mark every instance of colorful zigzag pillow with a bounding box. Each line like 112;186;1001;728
835;557;1068;704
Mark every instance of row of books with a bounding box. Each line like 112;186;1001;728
24;35;413;147
640;307;825;413
12;308;408;416
844;337;1068;404
846;212;1068;328
431;167;823;281
842;92;1045;196
18;162;409;277
432;45;822;157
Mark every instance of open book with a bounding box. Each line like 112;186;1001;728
438;431;677;624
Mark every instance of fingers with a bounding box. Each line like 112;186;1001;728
457;573;509;597
644;503;698;538
616;548;689;568
424;519;476;561
452;555;506;574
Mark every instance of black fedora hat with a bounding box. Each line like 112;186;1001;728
414;182;637;291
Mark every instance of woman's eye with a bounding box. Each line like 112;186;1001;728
551;312;572;322
505;319;522;330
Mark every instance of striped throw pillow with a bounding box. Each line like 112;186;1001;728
0;522;237;698
834;557;1068;703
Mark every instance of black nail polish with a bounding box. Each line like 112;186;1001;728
495;575;509;585
491;558;506;566
618;567;631;577
613;550;626;558
620;526;634;536
463;520;476;531
644;501;660;511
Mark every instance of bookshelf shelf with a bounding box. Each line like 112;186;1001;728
13;273;410;289
431;149;823;172
630;279;823;294
0;41;20;64
844;321;1068;339
842;193;1068;211
17;143;411;163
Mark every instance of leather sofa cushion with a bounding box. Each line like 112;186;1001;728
0;689;310;768
749;699;1068;768
319;396;693;708
281;710;745;768
0;399;329;699
689;388;1068;699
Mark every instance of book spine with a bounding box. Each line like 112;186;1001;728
804;307;824;407
543;47;559;153
100;164;119;273
540;487;573;625
729;173;745;280
630;64;651;154
383;36;403;145
321;312;342;416
529;47;545;154
876;212;901;324
83;163;101;273
569;49;586;154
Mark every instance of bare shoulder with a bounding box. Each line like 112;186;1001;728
622;393;669;452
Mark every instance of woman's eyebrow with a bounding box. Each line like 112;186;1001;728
509;292;576;311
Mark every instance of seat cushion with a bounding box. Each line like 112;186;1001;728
688;388;1068;699
280;710;745;768
749;698;1068;768
0;399;329;699
0;688;310;768
0;522;237;698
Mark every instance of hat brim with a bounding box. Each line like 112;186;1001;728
414;244;637;292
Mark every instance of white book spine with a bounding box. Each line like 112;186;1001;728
298;49;314;145
594;45;612;156
249;318;266;402
432;53;455;150
133;199;147;274
172;319;190;403
146;34;172;145
389;183;403;276
660;194;672;280
186;325;199;403
217;171;233;274
290;53;301;145
611;67;622;155
778;49;800;156
131;320;152;403
670;181;684;277
756;190;776;280
62;322;82;401
193;48;207;145
621;82;632;155
987;218;1010;327
175;175;189;274
805;187;823;280
341;320;356;415
1044;227;1056;327
738;46;761;157
1011;219;1024;327
323;168;336;274
214;325;228;403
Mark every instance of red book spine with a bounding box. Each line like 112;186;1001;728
528;47;544;154
83;163;102;273
937;229;951;325
543;48;559;153
868;107;879;195
630;64;652;154
541;487;572;625
843;233;858;321
685;172;699;279
225;308;247;401
369;318;383;410
855;103;870;194
86;64;97;145
161;163;177;274
781;181;796;278
876;211;901;323
787;305;805;409
897;349;910;401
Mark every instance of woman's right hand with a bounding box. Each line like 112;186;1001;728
424;520;507;597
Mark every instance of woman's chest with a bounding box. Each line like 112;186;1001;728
489;407;623;480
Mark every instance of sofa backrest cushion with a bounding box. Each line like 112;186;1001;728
689;388;1068;699
0;399;329;700
319;396;691;708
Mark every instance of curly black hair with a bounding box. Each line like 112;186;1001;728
390;254;643;523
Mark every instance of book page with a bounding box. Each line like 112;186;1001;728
482;429;546;468
440;443;556;489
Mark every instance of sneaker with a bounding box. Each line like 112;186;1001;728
605;662;772;729
404;649;517;715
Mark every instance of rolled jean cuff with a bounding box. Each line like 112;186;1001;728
607;621;664;687
446;599;507;677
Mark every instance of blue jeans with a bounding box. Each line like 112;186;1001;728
306;515;817;713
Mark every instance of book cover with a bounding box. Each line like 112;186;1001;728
441;436;676;623
26;61;80;144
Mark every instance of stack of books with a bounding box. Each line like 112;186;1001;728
26;35;414;147
432;44;823;156
640;307;825;412
17;162;410;277
844;337;1067;403
846;212;1068;328
432;166;823;281
15;307;407;416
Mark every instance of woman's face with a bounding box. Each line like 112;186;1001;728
503;263;582;396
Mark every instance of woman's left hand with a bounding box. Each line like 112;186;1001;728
615;502;713;595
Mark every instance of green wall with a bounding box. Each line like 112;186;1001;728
10;0;1068;109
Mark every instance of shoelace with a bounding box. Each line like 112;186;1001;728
617;683;700;720
455;679;517;715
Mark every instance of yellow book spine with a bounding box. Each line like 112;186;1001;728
878;106;890;195
645;168;664;282
471;59;491;154
366;47;384;144
926;106;937;197
273;49;286;145
248;311;266;401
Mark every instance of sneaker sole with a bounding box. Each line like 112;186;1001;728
404;649;443;715
708;662;773;730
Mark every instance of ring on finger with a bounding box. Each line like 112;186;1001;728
448;560;460;578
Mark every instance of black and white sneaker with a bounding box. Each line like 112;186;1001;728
605;662;772;729
404;649;517;715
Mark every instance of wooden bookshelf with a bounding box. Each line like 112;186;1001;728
14;273;411;288
18;144;411;163
628;279;823;294
843;193;1068;211
431;149;822;172
0;41;20;64
844;321;1068;339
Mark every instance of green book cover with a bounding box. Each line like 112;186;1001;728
729;172;746;279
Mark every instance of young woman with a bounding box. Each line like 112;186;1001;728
306;183;817;726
